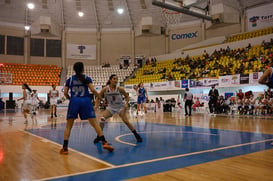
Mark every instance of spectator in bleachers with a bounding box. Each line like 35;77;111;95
158;67;166;74
160;73;166;79
236;89;244;102
264;88;272;98
145;58;150;65
167;72;175;81
192;98;203;111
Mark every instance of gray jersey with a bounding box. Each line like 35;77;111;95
104;86;124;110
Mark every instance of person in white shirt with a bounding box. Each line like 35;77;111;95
31;89;42;115
184;88;193;116
17;83;32;124
49;85;59;118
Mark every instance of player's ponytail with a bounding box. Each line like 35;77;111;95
24;83;32;93
73;62;90;85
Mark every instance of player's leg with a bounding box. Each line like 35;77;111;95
119;108;142;142
93;109;112;143
88;117;114;152
60;118;75;154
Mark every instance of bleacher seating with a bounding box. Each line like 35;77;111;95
67;64;136;86
125;42;272;84
225;27;273;43
0;63;62;86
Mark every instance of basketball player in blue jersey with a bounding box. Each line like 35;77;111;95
93;74;142;143
60;62;114;154
136;82;148;115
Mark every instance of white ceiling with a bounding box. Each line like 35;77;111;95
0;0;271;30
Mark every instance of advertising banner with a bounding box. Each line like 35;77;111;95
240;74;250;84
247;3;273;31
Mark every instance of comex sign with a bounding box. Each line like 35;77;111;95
171;31;198;40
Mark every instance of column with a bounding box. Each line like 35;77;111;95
61;30;66;68
131;30;135;64
96;31;101;65
201;20;206;41
24;31;30;64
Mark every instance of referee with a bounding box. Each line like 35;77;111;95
184;88;193;116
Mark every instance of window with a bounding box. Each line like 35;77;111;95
46;39;61;57
30;38;44;56
0;35;4;54
7;36;24;55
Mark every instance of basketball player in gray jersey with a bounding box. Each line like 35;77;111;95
94;74;142;143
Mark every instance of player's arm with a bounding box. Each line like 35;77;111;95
259;68;271;85
94;87;106;109
145;88;148;100
136;88;140;96
64;86;70;100
88;83;102;100
119;87;129;109
48;90;52;97
17;90;26;101
37;95;42;102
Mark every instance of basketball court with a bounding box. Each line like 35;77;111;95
1;107;273;180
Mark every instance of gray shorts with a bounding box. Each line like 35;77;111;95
106;105;124;115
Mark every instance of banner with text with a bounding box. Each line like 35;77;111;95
247;2;273;31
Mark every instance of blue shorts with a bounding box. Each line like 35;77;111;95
67;97;96;120
137;97;146;104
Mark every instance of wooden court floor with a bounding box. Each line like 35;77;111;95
0;107;273;181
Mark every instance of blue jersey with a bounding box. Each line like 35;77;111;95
138;87;146;98
65;75;92;97
65;75;95;119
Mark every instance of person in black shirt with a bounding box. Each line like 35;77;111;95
208;85;219;114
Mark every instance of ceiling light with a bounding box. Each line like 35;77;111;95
27;3;35;10
24;25;30;30
117;8;124;14
78;11;84;17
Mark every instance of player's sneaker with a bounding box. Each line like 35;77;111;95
136;135;143;142
102;143;114;152
137;137;143;142
93;136;100;143
60;147;68;155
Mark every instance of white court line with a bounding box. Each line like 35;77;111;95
21;130;115;167
37;138;273;181
115;130;218;146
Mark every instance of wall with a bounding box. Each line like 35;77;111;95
206;23;241;39
135;34;166;57
101;31;131;64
